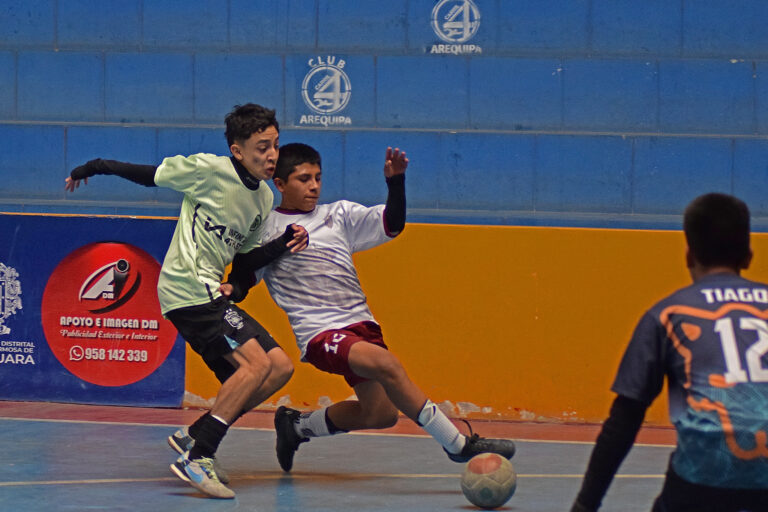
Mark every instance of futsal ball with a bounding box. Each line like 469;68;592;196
460;453;517;510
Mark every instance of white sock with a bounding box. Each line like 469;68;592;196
211;414;228;426
294;408;331;438
417;399;465;454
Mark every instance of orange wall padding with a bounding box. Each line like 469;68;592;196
184;224;768;425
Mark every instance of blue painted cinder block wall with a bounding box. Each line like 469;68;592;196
1;0;767;228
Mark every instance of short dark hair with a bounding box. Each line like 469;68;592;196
683;193;750;268
224;103;279;146
274;143;322;181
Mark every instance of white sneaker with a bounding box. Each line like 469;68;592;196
170;452;235;499
167;427;230;484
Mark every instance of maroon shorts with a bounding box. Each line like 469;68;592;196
304;321;388;387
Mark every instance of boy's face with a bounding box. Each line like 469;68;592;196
275;162;322;212
230;125;279;181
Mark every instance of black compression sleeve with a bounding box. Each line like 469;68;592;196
70;158;157;187
225;226;297;303
572;395;647;511
224;266;254;304
383;174;406;236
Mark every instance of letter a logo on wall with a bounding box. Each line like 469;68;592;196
78;258;137;314
432;0;480;43
300;56;353;127
0;262;22;336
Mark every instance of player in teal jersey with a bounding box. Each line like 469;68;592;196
65;104;307;499
571;193;768;512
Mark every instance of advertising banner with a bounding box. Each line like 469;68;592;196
0;214;185;407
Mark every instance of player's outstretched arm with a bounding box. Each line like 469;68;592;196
65;158;157;192
221;224;308;302
383;147;407;236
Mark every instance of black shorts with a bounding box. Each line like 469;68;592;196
652;463;768;512
165;297;279;383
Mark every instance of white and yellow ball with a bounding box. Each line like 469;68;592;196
460;452;517;510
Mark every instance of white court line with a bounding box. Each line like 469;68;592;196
0;415;272;432
0;473;665;487
0;416;675;447
0;477;178;487
513;438;674;448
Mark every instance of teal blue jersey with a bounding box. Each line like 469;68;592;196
613;273;768;489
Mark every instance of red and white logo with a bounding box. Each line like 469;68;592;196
41;243;177;387
78;259;137;313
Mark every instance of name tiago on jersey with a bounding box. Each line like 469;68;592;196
700;287;768;304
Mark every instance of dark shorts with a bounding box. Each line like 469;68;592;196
166;297;279;383
304;321;388;387
652;463;768;512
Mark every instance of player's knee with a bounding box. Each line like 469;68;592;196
372;353;407;384
270;350;294;382
278;359;294;381
242;363;270;385
239;349;272;383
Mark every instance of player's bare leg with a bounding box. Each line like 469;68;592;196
274;347;412;473
275;342;515;471
240;347;294;411
171;339;272;497
346;342;428;420
345;341;465;454
326;380;399;431
215;340;273;422
170;346;292;486
275;378;401;472
346;342;516;462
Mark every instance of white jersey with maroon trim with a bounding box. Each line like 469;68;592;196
254;200;393;357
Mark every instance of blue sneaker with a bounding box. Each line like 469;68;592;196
167;427;194;453
170;452;234;499
167;427;230;484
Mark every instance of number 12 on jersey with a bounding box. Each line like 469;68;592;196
715;317;768;383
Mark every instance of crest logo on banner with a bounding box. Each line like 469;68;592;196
0;262;22;336
429;0;483;54
300;56;353;127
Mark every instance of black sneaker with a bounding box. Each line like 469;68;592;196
274;406;309;472
444;422;516;463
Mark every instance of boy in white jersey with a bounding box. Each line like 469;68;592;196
65;104;307;499
222;142;516;472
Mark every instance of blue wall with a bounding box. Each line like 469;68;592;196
1;0;767;228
